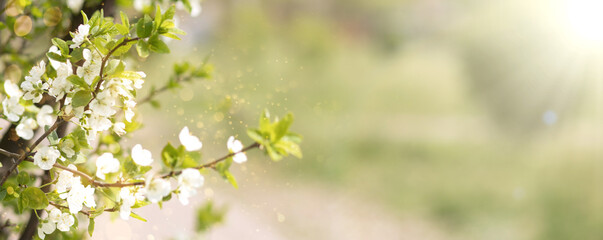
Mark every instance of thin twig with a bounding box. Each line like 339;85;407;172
17;143;260;188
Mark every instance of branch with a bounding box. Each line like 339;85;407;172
93;37;140;95
49;201;117;218
20;143;261;188
0;118;66;187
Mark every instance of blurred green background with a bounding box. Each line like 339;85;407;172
127;0;603;239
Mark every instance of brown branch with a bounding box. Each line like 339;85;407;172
49;201;117;218
22;143;260;188
93;37;140;95
0;118;66;187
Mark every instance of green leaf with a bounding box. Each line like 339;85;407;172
108;71;143;80
21;187;48;210
67;75;89;90
161;142;180;168
223;171;238;189
46;52;68;62
181;149;201;168
136;15;153;38
154;5;162;31
265;144;283;161
81;11;89;25
51;38;69;55
273;113;293;141
46;125;59;145
160;32;181;40
17;172;30;185
115;24;129;35
70;47;84;63
130;212;147;222
195;201;225;233
88;218;95;237
120;11;130;28
136;39;150;58
148;35;170;53
163;5;176;20
71;127;90;149
112;39;136;56
247;129;266;144
72;90;93;108
150;100;160;109
0;189;6;201
274;140;302;158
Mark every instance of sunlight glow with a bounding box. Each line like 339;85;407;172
563;0;603;44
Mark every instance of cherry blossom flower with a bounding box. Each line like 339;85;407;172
48;60;74;100
21;61;49;103
145;177;171;203
2;97;24;122
67;0;84;12
227;136;247;163
119;187;139;220
179;126;202;151
16;118;38;140
56;212;74;231
70;24;90;48
56;164;77;194
95;153;119;180
4;80;22;98
76;48;102;84
37;105;54;127
38;220;56;239
113;122;126;136
33;146;61;170
64;177;95;214
177;168;204;205
132;144;153;166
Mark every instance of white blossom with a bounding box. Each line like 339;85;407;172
33;146;60;170
124;99;136;122
67;0;84;12
145;178;171;203
95;153;119;180
48;207;62;223
70;24;90;48
2;97;24;122
16;118;38;140
89;90;116;117
65;177;95;214
37;105;54;127
113;122;126;136
56;212;74;231
22;61;49;103
48;60;74;100
131;144;153;166
133;0;151;11
177;169;204;205
38;220;56;239
227;136;247;163
56;164;77;194
86;113;113;133
76;48;102;84
119;187;137;220
4;80;22;98
179;126;202;151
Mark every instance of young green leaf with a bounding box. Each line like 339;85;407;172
136;15;153;38
71;90;93;108
21;187;48;210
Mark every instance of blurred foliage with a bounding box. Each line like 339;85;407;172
133;0;603;239
195;201;226;233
